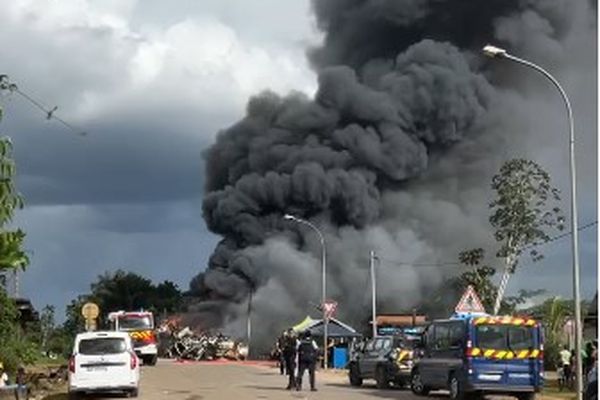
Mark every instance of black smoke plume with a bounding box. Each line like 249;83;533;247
189;0;594;349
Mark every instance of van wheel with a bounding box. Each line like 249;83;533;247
128;388;139;398
375;366;390;389
144;355;157;366
349;363;363;387
68;392;80;400
411;369;430;396
517;393;536;400
449;374;466;400
394;377;407;388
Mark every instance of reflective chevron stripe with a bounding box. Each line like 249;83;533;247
469;348;541;359
129;330;153;340
473;316;538;326
397;350;409;361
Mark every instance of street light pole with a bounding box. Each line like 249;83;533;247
370;250;377;338
284;214;329;370
483;45;583;400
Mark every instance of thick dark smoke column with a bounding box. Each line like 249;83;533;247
191;0;592;347
197;39;490;303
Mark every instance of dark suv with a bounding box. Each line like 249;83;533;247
348;335;416;389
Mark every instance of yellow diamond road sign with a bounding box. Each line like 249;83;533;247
81;302;99;319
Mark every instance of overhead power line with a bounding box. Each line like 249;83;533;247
376;220;597;268
0;74;86;136
522;220;597;250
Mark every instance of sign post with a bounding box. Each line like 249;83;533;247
322;300;337;370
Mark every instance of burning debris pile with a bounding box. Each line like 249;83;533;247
158;319;248;361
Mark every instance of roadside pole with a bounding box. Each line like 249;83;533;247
247;290;252;359
370;250;377;338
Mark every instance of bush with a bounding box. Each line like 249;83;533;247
0;289;41;373
544;337;561;370
47;328;74;358
0;335;40;372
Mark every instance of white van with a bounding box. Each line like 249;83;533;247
68;331;140;398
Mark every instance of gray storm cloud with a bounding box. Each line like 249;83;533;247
190;0;596;349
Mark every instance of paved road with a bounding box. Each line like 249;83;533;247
44;360;558;400
41;360;563;400
133;359;425;400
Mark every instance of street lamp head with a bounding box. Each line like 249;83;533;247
283;214;296;221
483;44;507;58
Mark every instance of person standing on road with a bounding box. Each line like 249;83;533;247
559;346;573;387
276;332;286;375
282;329;297;390
296;330;319;392
0;363;8;387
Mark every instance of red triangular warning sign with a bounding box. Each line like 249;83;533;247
455;285;485;313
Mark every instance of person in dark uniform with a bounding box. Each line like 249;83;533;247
282;329;297;390
296;330;319;392
275;332;286;375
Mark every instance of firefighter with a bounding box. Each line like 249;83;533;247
282;329;297;390
296;330;319;392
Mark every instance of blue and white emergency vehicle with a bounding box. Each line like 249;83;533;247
411;312;544;400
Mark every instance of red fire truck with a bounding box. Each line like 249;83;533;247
108;310;158;366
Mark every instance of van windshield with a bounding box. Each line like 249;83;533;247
117;315;153;331
79;338;127;355
475;325;535;350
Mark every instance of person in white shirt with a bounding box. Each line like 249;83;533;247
559;346;572;384
0;362;8;387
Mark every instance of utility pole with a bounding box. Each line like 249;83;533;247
370;250;377;338
283;214;328;369
247;289;253;359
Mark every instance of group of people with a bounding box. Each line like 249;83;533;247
0;362;27;398
275;329;319;391
558;340;598;389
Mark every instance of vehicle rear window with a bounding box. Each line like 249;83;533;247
79;338;127;355
508;326;535;350
373;338;387;350
475;325;535;350
117;315;153;330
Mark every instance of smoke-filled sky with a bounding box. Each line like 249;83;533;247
0;1;596;329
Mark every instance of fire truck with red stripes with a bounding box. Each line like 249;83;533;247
410;312;544;400
108;310;158;366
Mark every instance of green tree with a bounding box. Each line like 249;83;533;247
489;159;564;313
456;248;542;314
91;270;155;312
63;295;96;336
0;82;38;372
457;248;498;312
527;297;570;368
152;281;183;314
419;248;545;317
40;305;55;351
0;289;38;372
63;270;185;334
0;109;28;271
